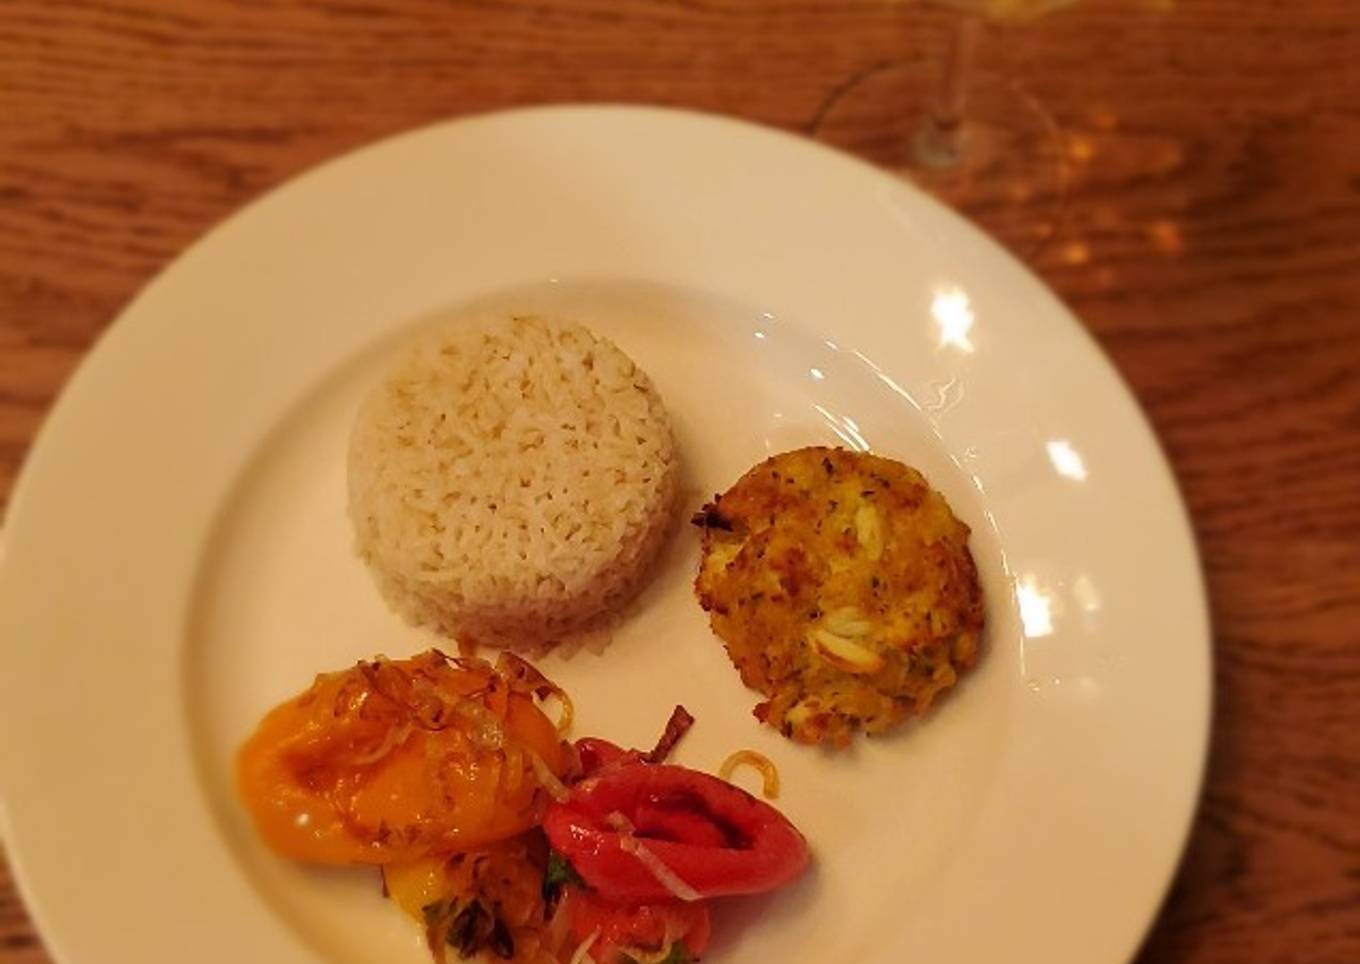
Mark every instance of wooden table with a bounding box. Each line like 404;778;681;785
2;1;1357;962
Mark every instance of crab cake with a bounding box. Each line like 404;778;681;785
693;446;984;747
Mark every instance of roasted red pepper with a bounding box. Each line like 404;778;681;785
562;887;711;962
544;751;809;903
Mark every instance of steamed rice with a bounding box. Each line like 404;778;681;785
348;314;678;650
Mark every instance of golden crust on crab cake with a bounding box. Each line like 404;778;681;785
693;446;984;747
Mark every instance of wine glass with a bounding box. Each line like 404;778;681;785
811;0;1082;257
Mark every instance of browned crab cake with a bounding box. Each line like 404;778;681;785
693;446;984;747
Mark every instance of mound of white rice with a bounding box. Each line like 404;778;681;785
348;314;679;650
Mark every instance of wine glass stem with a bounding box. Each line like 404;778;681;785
914;13;982;170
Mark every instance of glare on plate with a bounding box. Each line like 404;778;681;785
1046;439;1088;481
931;286;975;352
1072;574;1102;614
1017;576;1054;638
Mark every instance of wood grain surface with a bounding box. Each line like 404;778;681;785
2;1;1358;962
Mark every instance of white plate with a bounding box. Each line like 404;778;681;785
0;106;1209;964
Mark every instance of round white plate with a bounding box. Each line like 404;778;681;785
0;106;1208;964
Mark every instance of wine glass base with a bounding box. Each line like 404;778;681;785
811;57;1067;258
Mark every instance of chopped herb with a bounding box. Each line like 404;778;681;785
543;851;584;899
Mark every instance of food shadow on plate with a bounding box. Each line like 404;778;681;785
703;859;823;959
